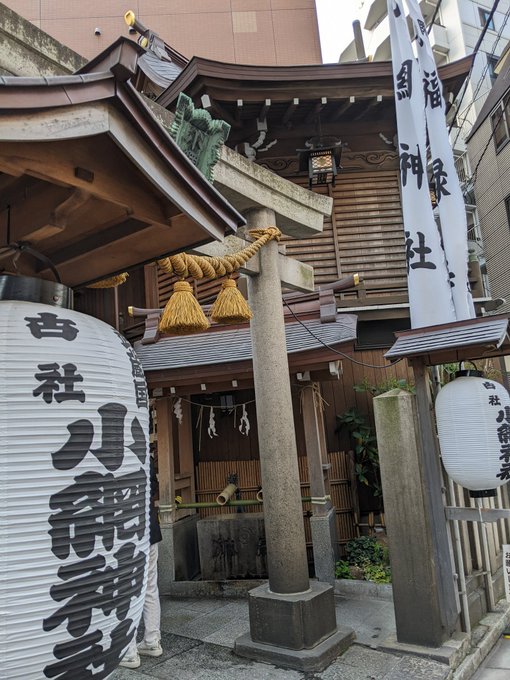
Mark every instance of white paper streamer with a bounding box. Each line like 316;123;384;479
207;406;218;438
173;397;183;425
238;403;250;436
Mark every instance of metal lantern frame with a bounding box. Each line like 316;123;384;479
297;144;342;188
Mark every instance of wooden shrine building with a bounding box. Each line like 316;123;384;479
133;287;358;585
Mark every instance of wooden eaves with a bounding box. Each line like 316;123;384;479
0;38;244;288
385;314;510;366
155;55;472;146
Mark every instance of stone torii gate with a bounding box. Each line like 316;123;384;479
150;143;354;671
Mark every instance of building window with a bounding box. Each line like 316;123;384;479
487;54;499;84
492;96;510;152
479;7;495;30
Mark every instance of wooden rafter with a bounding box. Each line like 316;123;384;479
282;98;299;127
304;97;328;125
259;98;271;121
353;95;383;121
330;96;355;122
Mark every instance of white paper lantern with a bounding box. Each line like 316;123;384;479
435;371;510;495
0;288;150;679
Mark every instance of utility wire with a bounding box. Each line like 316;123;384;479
282;298;403;369
471;106;506;183
448;0;503;133
427;0;444;34
453;5;510;145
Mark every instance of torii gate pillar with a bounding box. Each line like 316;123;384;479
234;207;354;672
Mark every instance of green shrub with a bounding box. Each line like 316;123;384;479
335;560;352;580
345;536;388;567
363;563;392;584
336;537;392;583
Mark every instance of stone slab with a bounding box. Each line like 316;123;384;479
310;508;337;585
158;515;200;593
380;631;470;667
385;655;450;680
197;513;267;580
106;595;510;680
235;626;355;673
247;581;338;649
335;578;394;601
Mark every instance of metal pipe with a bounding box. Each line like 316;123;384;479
161;496;313;511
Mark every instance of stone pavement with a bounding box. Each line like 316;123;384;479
109;594;461;680
472;637;510;680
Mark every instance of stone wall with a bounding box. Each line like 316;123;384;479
0;2;85;76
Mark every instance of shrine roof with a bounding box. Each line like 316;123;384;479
154;54;472;153
134;314;357;374
0;38;244;287
156;54;472;109
385;315;510;365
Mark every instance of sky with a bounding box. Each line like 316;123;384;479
316;0;364;63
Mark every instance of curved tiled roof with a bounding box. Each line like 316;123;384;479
134;315;357;373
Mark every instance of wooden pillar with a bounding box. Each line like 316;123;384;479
301;383;330;516
176;399;196;518
302;382;337;584
144;263;159;309
155;396;176;527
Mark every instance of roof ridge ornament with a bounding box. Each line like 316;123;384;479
169;92;231;182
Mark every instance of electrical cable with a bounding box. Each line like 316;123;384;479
282;298;403;369
448;0;503;134
471;106;506;183
427;0;444;34
452;5;510;145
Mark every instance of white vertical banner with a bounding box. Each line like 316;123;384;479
388;0;456;328
503;544;510;603
407;0;475;321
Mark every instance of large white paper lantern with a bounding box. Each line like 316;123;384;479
435;371;510;496
0;276;150;680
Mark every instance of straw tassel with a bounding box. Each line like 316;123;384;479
210;278;253;324
159;280;210;335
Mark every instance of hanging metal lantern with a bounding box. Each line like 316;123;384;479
297;137;343;188
435;369;510;497
0;274;150;680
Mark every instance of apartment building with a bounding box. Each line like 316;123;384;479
340;0;510;136
2;0;322;65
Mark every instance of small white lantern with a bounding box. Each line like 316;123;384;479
0;275;150;680
435;370;510;496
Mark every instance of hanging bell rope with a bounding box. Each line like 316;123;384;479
87;273;129;289
158;227;281;335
